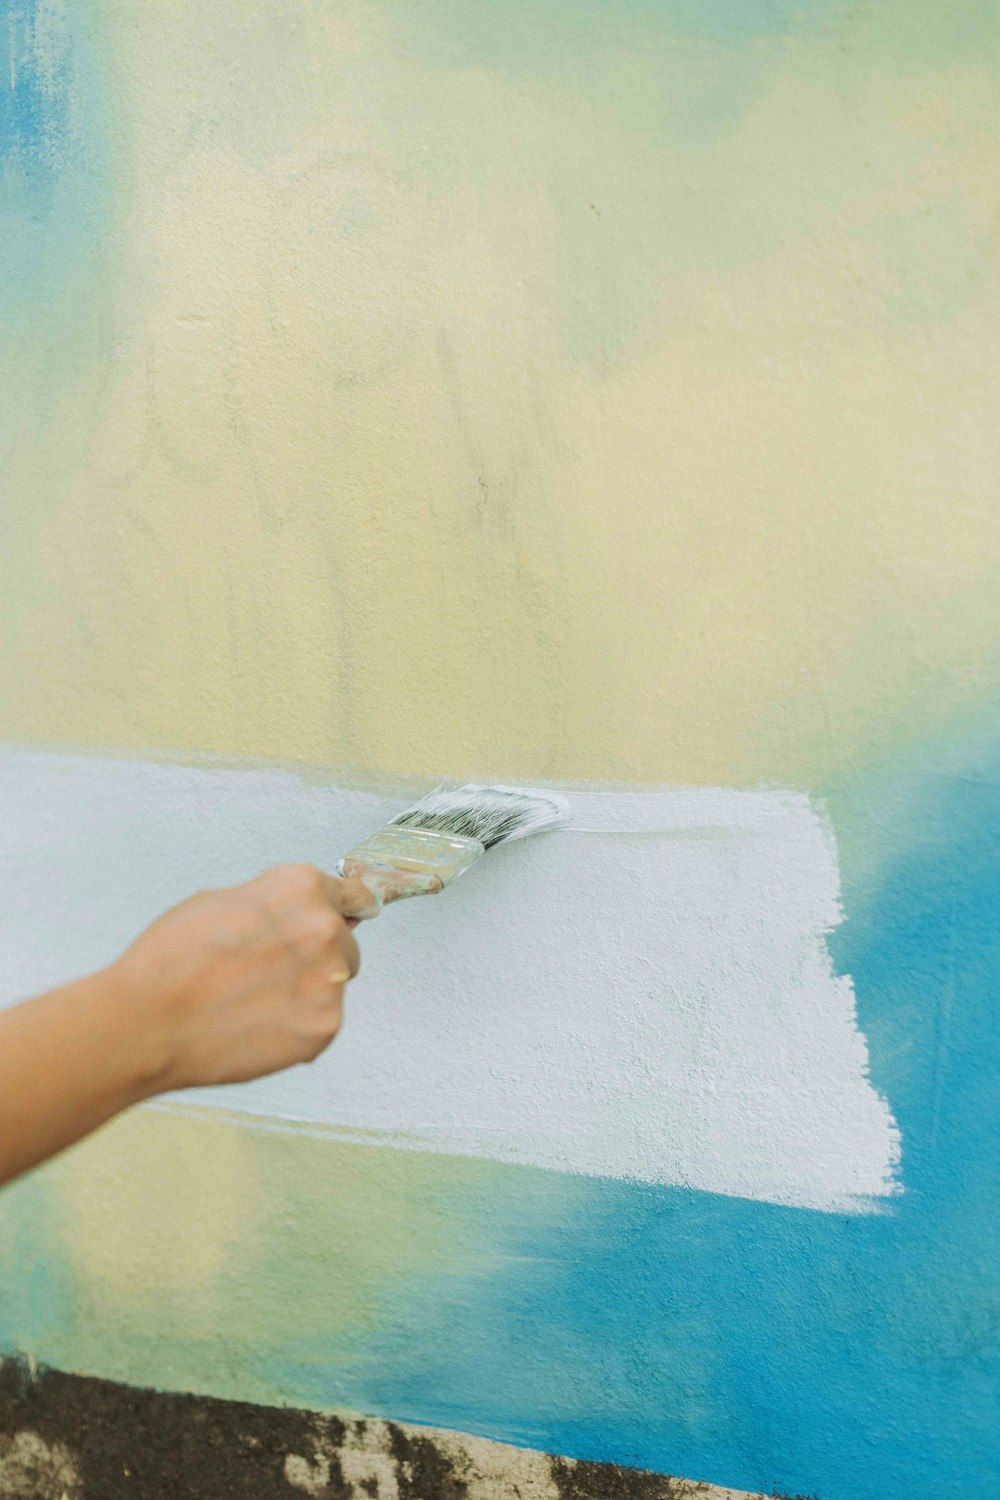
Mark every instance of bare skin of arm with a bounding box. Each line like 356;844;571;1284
0;863;380;1188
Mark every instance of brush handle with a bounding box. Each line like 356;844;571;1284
338;826;484;917
339;858;443;914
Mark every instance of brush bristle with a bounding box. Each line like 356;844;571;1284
389;783;570;849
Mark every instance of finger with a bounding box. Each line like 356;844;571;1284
333;923;361;979
300;990;345;1053
322;874;381;922
302;952;352;996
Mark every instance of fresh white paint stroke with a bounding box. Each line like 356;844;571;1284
0;747;900;1211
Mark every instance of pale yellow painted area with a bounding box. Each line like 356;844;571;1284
2;0;999;788
49;1102;480;1328
7;1103;584;1399
51;1107;264;1303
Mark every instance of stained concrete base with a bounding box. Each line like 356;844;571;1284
0;1362;801;1500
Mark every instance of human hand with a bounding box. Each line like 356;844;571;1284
110;864;378;1095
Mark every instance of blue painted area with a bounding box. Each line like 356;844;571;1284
0;1166;81;1366
1;1;71;185
341;725;1000;1498
0;2;109;323
0;1;112;481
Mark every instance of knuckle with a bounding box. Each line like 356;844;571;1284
299;863;326;895
310;907;342;945
265;863;323;902
247;865;286;894
279;902;343;961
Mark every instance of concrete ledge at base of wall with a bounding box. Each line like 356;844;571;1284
0;1361;808;1500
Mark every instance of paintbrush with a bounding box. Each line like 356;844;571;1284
339;784;570;913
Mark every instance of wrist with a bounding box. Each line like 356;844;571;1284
92;958;177;1105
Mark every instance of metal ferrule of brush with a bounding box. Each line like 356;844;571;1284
339;825;486;908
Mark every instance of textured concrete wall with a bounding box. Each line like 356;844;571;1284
2;4;999;1498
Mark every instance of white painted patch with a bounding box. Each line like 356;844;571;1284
0;747;899;1211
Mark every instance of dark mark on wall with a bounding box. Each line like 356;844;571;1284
385;1422;467;1500
0;1359;789;1500
549;1454;715;1498
0;1360;338;1500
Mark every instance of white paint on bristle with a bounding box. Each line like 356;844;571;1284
390;784;571;848
0;747;900;1213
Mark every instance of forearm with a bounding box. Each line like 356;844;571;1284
0;967;163;1187
0;865;367;1188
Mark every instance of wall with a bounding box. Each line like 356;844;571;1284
2;3;999;1497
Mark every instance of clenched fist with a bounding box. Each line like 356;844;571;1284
114;864;380;1091
0;863;380;1187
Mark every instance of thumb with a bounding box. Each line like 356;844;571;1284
323;874;382;922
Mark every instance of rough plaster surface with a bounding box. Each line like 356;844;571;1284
3;3;1000;790
3;3;999;1494
0;1362;781;1500
0;747;898;1211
